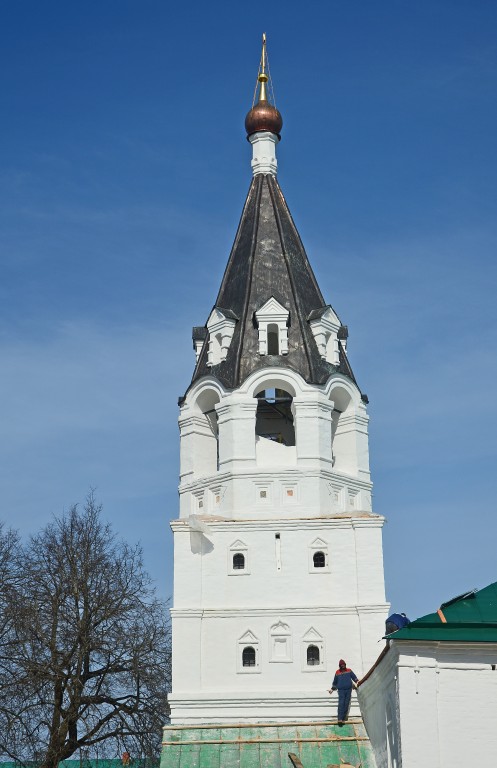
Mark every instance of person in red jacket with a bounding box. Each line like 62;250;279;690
328;659;358;724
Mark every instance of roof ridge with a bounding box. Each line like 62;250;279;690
233;175;264;385
266;175;319;381
271;176;326;305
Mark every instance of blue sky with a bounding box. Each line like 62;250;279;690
1;1;496;622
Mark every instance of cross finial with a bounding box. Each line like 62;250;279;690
258;32;269;102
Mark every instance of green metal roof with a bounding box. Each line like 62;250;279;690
160;721;377;768
386;581;497;642
0;762;157;768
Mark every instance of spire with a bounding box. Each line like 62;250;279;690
245;34;283;176
257;32;269;102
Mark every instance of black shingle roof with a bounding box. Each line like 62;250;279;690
192;326;208;341
188;174;357;393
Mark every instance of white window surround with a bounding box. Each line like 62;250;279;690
192;491;205;513
237;630;260;673
208;487;222;511
192;326;208;362
255;297;290;356
348;489;360;510
255;482;272;505
269;619;292;663
308;537;330;573
301;627;326;672
228;539;250;576
328;482;345;512
206;307;237;367
281;483;298;504
308;306;341;365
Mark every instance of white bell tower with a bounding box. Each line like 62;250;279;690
168;37;388;726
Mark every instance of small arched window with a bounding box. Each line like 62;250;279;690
267;324;280;355
242;646;256;667
307;645;320;666
233;552;245;570
313;551;326;568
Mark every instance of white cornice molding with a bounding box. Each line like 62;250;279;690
170;515;385;533
170;603;390;618
179;466;373;493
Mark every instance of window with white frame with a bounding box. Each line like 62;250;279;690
206;307;237;366
255;297;289;356
308;538;330;573
301;627;326;671
237;630;260;673
308;306;341;364
228;539;249;575
192;326;208;362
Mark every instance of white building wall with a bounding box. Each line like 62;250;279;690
359;640;497;768
170;515;387;723
170;367;388;723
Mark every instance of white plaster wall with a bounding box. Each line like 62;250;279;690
255;436;297;466
354;524;387;606
398;644;497;768
179;468;373;519
359;641;497;768
358;646;399;768
170;604;372;722
172;519;386;610
170;367;387;724
437;649;497;765
170;517;388;722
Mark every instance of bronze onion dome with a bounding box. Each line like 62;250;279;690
245;100;283;138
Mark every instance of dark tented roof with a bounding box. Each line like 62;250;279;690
385;582;497;643
189;174;356;393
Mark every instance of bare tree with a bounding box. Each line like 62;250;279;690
0;495;171;766
0;522;25;758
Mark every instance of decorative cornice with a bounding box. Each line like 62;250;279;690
170;603;389;618
170;515;384;534
179;466;373;494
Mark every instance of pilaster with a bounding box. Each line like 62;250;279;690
333;403;370;480
293;393;334;468
179;413;218;482
216;395;258;472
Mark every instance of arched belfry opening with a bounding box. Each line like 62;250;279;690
255;388;295;446
194;389;220;476
330;386;353;473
